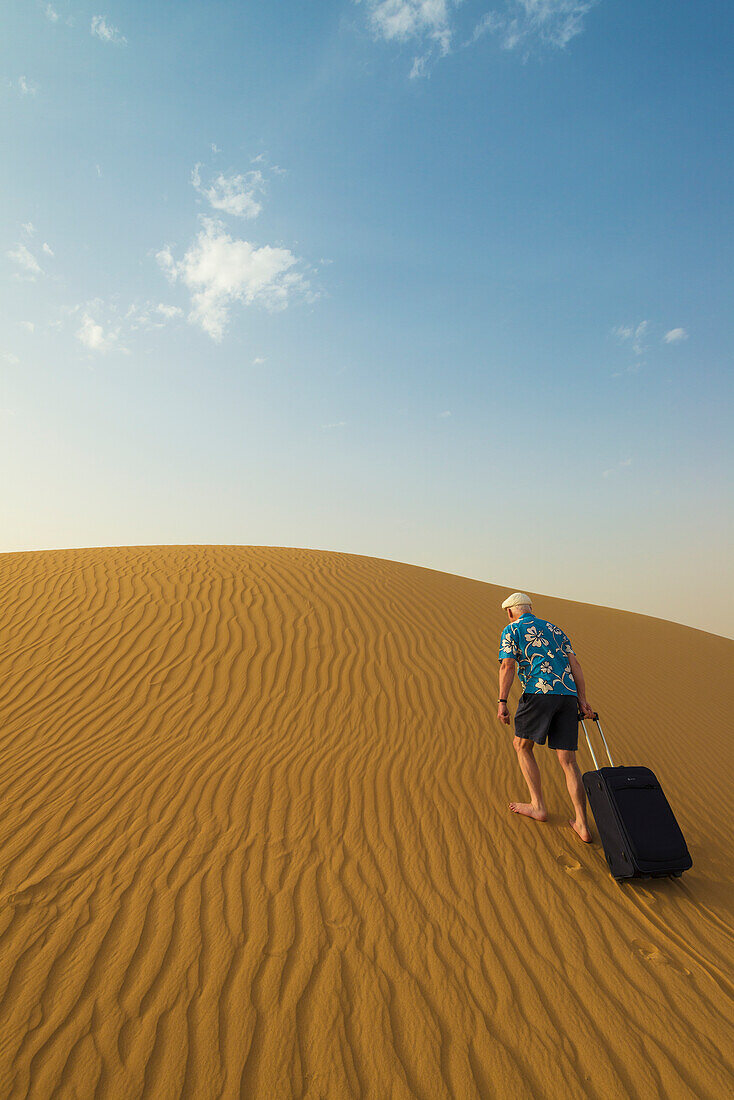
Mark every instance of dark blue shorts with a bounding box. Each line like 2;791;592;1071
514;693;579;751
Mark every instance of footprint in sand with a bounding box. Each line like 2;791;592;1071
556;853;582;873
632;939;690;975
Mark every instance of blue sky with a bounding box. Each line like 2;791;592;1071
2;1;732;636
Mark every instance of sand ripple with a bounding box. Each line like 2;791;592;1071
0;547;732;1098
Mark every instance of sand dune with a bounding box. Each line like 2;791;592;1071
0;546;732;1098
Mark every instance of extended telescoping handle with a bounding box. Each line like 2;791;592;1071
578;712;615;769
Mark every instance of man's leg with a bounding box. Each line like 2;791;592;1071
556;749;592;842
510;737;548;821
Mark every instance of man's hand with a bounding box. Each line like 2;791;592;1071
498;702;511;725
578;697;595;719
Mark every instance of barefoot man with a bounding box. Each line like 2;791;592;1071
497;593;595;842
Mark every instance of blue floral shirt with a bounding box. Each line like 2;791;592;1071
498;613;577;696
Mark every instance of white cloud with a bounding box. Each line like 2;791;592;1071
3;353;21;366
19;321;35;333
362;0;597;72
63;297;179;350
154;303;182;320
364;0;453;76
664;327;688;344
611;361;642;379
95;164;102;177
45;4;60;21
409;55;429;78
438;409;452;417
125;301;183;329
157;219;310;341
368;0;452;51
322;420;348;429
613;320;648;356
42;242;54;256
18;76;39;96
603;457;632;478
91;16;126;45
211;143;221;154
76;312;122;352
252;356;267;365
7;243;43;277
191;164;266;219
473;1;598;51
21;221;35;236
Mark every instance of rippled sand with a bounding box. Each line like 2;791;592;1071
0;546;732;1098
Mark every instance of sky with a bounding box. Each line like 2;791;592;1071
2;1;733;638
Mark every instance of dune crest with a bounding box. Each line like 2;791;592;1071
0;546;732;1098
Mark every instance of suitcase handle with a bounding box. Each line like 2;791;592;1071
577;712;616;769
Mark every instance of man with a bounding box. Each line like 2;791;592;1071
497;592;595;843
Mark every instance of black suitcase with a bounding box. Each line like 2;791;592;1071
580;714;693;881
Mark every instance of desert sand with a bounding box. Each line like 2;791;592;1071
0;545;732;1098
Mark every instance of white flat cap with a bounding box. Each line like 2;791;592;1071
501;592;532;609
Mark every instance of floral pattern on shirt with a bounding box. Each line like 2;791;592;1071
498;613;577;696
524;624;548;648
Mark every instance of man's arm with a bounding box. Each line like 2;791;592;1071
568;653;594;717
498;658;515;725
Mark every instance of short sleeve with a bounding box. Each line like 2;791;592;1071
561;632;576;656
499;626;520;662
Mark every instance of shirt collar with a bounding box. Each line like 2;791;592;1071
516;612;534;622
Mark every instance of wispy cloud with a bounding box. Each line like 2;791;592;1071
19;321;35;333
367;0;452;50
17;76;39;96
7;243;43;279
322;420;348;429
602;457;632;478
66;298;180;353
7;224;53;280
125;301;183;329
252;356;267;365
91;15;126;45
191;164;265;219
664;327;688;344
157;219;311;341
613;320;648;357
361;0;598;74
611;361;642;379
472;1;598;52
363;0;453;76
43;2;73;26
2;353;21;366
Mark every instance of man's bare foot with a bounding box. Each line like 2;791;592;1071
509;802;548;821
569;819;592;843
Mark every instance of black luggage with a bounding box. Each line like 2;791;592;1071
580;714;693;881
